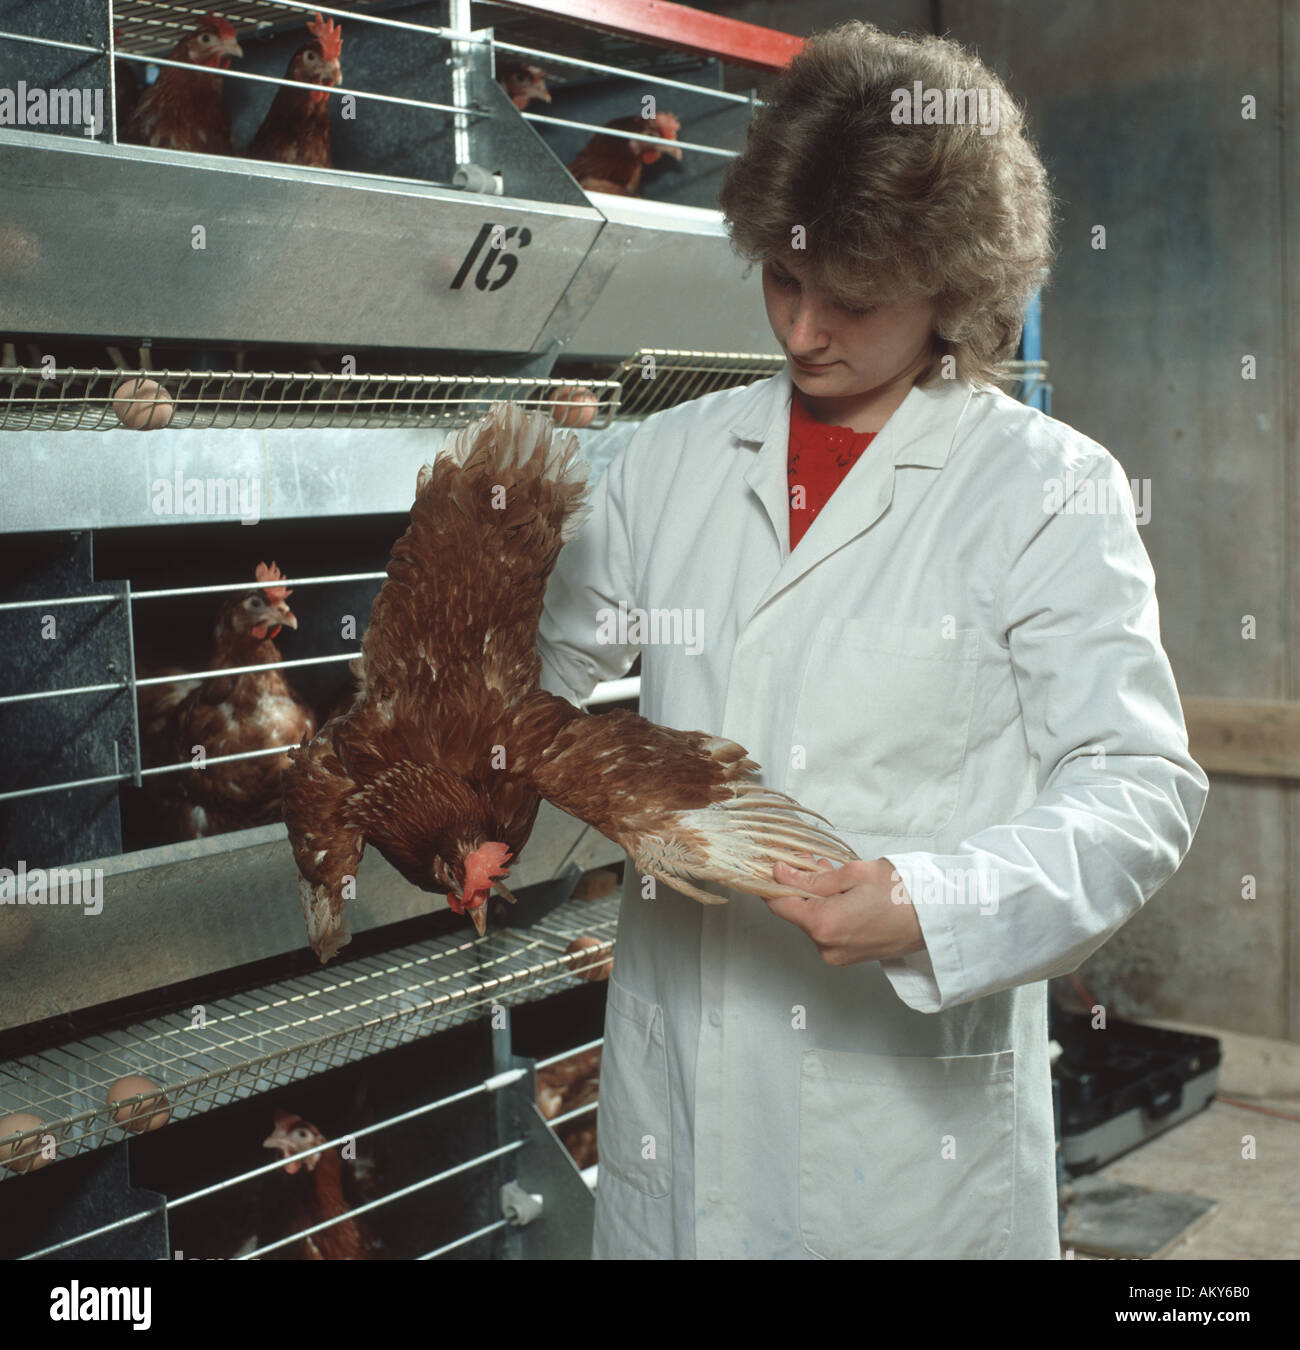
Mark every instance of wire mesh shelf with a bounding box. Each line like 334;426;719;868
0;368;622;432
112;1;390;54
0;893;618;1179
607;348;786;418
603;350;1053;419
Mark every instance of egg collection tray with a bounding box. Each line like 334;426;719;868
0;892;618;1182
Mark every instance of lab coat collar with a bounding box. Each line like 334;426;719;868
733;366;976;618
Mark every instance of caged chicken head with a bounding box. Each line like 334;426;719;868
182;13;244;69
219;561;300;645
638;111;682;163
295;13;344;102
498;62;551;109
262;1108;325;1175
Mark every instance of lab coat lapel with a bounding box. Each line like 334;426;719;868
735;369;975;620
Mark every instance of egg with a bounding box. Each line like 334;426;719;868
112;377;174;431
0;1111;54;1173
107;1075;171;1132
550;385;599;429
566;935;613;981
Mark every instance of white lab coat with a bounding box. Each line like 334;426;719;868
537;368;1208;1260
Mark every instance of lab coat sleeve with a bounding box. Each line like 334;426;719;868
879;451;1210;1014
537;429;644;703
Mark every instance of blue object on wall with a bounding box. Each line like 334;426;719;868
1017;290;1051;414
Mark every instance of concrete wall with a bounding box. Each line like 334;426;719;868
700;1;1296;1041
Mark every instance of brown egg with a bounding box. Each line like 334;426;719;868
112;377;174;431
566;935;613;981
0;1112;54;1173
107;1075;171;1132
550;385;598;428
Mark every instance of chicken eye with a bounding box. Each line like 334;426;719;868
199;34;213;43
293;1128;311;1141
305;51;318;63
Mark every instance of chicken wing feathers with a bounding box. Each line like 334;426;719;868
283;730;365;964
505;690;857;905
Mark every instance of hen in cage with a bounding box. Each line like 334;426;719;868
567;111;683;196
497;62;552;110
123;12;244;155
252;1108;368;1260
137;562;316;841
248;11;344;168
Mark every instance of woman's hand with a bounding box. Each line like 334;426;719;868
766;856;926;966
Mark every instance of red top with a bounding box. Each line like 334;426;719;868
787;392;877;550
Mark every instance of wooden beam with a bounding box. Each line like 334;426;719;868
492;0;804;72
1183;697;1300;779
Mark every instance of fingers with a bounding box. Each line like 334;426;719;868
772;858;842;896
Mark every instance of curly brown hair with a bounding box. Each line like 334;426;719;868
717;21;1055;388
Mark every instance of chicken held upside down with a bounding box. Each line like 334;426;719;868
284;402;855;963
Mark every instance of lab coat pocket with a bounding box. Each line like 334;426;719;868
799;1048;1015;1259
596;977;672;1198
790;617;979;837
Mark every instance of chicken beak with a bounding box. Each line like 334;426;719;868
276;607;298;630
222;38;244;60
262;1132;299;1173
469;903;488;937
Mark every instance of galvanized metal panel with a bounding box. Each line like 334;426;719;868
562;193;779;359
0;802;624;1030
0;129;603;350
0;418;632;533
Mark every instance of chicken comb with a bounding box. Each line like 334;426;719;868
199;12;238;41
654;111;680;140
255;561;292;604
307;12;343;64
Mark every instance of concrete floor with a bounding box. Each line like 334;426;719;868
1064;1094;1300;1260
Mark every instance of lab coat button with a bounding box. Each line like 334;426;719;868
707;1188;722;1204
708;1009;722;1027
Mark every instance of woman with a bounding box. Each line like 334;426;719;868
538;20;1207;1260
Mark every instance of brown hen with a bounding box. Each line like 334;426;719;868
567;111;682;195
284;402;854;964
138;563;315;840
123;13;243;154
248;12;343;168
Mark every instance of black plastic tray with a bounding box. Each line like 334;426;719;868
1051;1008;1221;1136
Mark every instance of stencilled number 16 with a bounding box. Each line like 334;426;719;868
450;222;532;292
